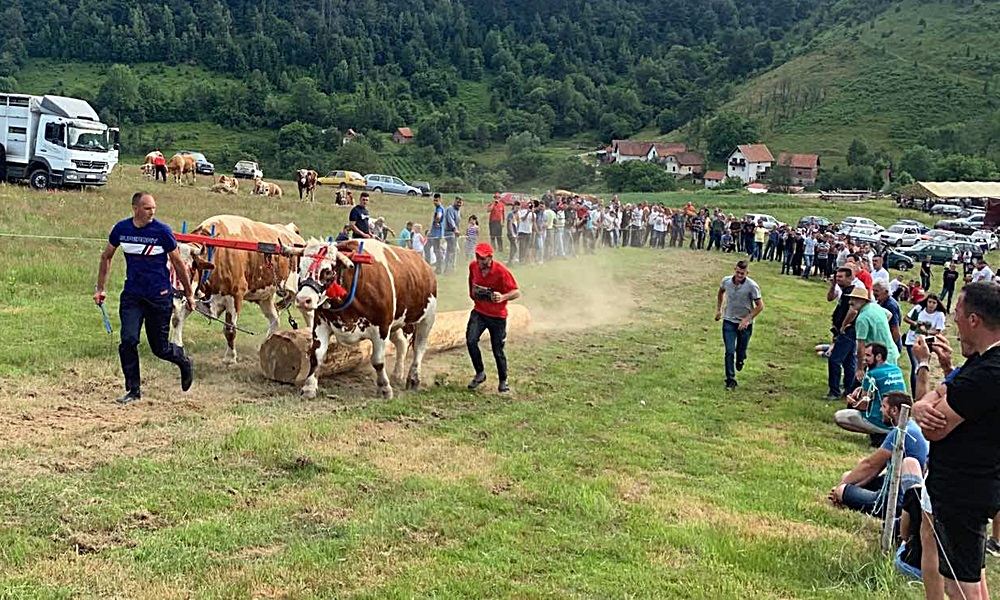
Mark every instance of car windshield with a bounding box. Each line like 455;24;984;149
68;126;109;152
188;152;206;161
888;225;907;233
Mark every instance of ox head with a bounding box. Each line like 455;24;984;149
291;239;353;312
172;242;215;300
297;169;309;186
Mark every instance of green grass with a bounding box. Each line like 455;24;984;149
15;58;242;98
701;0;1000;167
0;171;995;597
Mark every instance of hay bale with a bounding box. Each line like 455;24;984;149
258;305;531;384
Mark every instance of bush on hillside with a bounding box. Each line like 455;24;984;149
603;161;677;193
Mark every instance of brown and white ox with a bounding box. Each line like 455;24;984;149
167;153;196;184
291;239;437;399
218;175;240;193
170;215;308;364
296;169;318;201
141;151;162;179
252;178;283;197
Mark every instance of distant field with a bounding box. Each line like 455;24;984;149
15;58;240;97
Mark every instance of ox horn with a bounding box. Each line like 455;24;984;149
281;244;306;257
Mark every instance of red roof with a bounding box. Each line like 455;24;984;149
396;127;414;138
672;151;704;166
705;170;725;181
736;144;774;163
614;140;654;157
777;153;819;170
653;142;686;156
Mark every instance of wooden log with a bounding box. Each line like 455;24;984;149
258;305;531;384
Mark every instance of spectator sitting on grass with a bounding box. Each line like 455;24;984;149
834;342;907;438
829;391;927;517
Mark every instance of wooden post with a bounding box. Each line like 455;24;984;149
881;404;911;553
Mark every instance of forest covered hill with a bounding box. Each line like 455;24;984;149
2;0;998;190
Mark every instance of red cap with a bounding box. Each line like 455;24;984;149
474;242;494;258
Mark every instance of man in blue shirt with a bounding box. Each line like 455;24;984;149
428;193;445;273
349;192;372;239
829;390;928;516
835;342;907;436
94;192;195;404
443;196;463;274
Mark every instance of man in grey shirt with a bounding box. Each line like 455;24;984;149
443;196;463;274
715;260;765;390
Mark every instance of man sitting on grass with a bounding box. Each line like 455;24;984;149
829;391;928;516
834;342;907;439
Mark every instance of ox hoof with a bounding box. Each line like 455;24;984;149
223;356;237;366
379;387;394;400
406;377;420;390
301;388;317;400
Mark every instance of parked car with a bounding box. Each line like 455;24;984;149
879;224;923;247
971;229;999;251
883;248;914;271
317;169;365;188
745;213;785;230
233;160;263;179
411;180;433;196
900;241;984;265
364;174;422;196
178;150;215;176
892;219;930;234
930;203;965;217
797;215;833;231
841;226;882;245
839;216;884;233
934;215;985;235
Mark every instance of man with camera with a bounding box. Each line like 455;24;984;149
466;242;521;394
833;342;906;437
911;282;1000;600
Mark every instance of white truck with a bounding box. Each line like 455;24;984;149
0;93;119;190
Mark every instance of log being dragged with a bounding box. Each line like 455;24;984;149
259;305;531;384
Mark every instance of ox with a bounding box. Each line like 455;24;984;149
253;178;283;198
168;153;196;185
291;239;437;399
209;182;237;195
144;150;163;166
170;215;308;364
218;175;239;193
296;169;318;201
140;163;155;179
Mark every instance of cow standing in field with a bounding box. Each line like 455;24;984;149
171;215;308;364
290;238;438;399
168;154;196;185
297;169;318;201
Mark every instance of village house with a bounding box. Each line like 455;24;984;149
662;151;704;177
392;127;414;144
605;140;688;163
342;128;358;146
727;144;774;183
704;171;725;189
776;153;821;186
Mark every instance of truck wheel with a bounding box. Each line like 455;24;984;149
29;169;51;190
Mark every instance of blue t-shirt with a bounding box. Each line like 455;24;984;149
349;205;370;237
109;218;177;299
880;419;929;470
862;362;908;428
430;205;445;238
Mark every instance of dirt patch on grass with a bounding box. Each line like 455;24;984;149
651;487;849;543
319;420;500;486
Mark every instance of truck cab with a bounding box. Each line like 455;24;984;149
0;94;119;189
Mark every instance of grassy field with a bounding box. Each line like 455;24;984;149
0;170;995;598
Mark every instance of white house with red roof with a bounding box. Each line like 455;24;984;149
727;144;774;183
704;170;725;189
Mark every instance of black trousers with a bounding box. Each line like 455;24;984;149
119;291;187;393
466;310;507;382
155;165;167;182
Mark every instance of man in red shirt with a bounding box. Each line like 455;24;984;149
153;152;167;183
467;242;521;393
487;196;506;252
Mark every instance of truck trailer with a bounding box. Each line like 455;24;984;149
0;93;119;189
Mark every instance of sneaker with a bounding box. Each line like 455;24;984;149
824;393;841;402
180;355;194;392
498;381;510;393
987;537;1000;558
736;360;744;372
725;380;738;391
467;372;486;390
115;390;141;405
